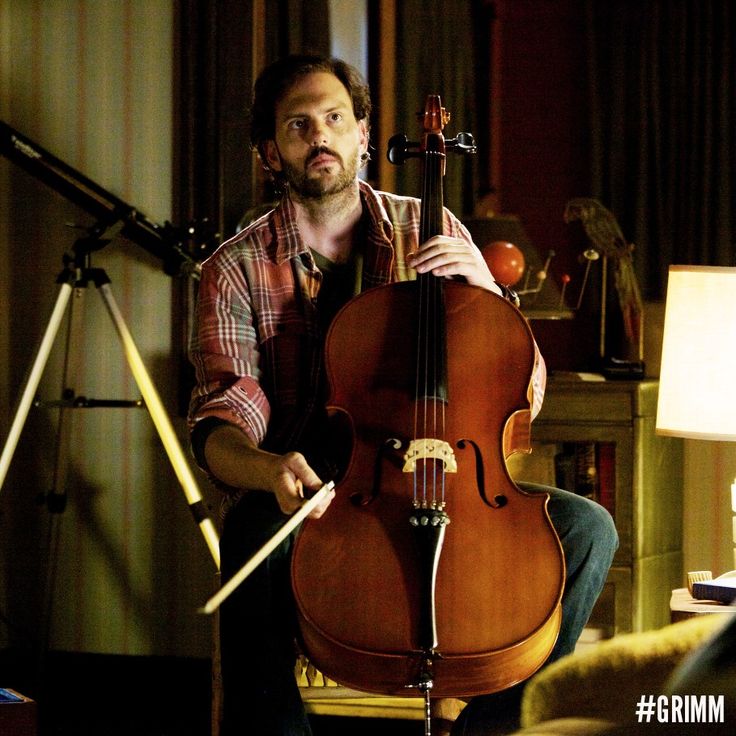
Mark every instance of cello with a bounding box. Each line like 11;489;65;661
290;95;565;725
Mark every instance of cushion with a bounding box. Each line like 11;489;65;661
521;615;730;728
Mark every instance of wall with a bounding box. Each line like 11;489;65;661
329;0;368;76
0;0;217;658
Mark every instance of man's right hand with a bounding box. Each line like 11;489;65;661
203;424;336;518
270;451;335;517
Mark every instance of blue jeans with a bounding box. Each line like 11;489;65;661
218;484;618;736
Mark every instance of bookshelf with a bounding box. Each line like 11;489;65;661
509;377;684;635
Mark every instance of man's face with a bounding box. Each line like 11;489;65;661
264;71;368;199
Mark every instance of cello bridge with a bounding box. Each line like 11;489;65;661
402;438;457;473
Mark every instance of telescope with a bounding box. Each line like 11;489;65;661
0;119;214;277
0;119;222;566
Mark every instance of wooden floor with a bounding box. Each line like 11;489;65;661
1;649;424;736
313;715;423;735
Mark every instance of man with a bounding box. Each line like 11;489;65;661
188;54;618;736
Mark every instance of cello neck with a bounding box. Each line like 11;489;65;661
418;95;448;244
417;95;449;404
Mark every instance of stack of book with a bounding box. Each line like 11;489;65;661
554;441;616;516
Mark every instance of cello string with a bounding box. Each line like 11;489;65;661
413;254;420;507
432;151;446;508
414;156;428;508
430;178;439;508
428;151;443;508
414;132;450;509
422;158;432;508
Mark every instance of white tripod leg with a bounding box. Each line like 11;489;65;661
0;282;73;492
98;282;220;568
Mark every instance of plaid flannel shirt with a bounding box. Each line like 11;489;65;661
188;180;546;485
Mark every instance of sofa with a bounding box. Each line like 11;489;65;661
508;612;736;735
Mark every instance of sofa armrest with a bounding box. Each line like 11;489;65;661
521;615;730;728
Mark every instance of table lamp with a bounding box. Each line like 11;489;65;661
656;265;736;602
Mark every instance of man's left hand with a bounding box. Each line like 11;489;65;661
407;235;503;294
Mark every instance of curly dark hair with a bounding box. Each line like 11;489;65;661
250;55;372;161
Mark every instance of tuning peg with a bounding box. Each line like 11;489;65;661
446;132;476;155
387;134;420;165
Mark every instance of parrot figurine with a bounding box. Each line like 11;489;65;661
564;197;644;358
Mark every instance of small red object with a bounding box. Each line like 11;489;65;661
483;241;525;286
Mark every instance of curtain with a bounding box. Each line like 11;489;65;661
274;0;331;57
393;0;480;217
583;0;736;299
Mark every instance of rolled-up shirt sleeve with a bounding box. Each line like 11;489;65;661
187;255;271;457
530;343;547;421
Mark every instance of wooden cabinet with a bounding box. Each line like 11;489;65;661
509;377;684;635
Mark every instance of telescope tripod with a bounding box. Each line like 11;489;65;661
0;240;220;568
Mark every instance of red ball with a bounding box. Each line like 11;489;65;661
483;241;525;286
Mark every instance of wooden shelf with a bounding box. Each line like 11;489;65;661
510;377;684;634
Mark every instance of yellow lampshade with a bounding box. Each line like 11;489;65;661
656;265;736;441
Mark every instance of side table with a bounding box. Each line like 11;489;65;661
670;587;736;623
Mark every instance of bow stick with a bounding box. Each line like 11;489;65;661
200;481;335;615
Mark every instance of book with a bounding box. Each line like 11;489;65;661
554;442;597;498
596;442;616;517
574;442;598;499
691;577;736;604
554;443;576;493
552;441;616;519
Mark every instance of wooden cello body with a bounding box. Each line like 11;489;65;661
291;97;565;699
